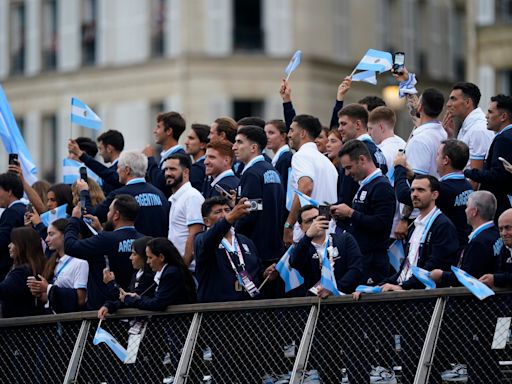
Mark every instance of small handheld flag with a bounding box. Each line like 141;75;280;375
353;49;393;74
71;97;102;130
388;240;405;272
275;245;304;293
352;70;377;85
320;241;342;296
293;189;320;208
40;204;68;227
62;158;103;186
451;266;495;300
284;50;302;81
93;325;128;363
411;266;436;289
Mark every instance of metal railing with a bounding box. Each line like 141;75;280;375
0;288;511;383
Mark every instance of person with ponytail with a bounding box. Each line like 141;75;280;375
0;227;46;317
26;219;88;313
120;237;196;311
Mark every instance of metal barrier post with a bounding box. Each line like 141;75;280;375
174;312;202;384
63;320;91;384
289;303;320;384
413;297;446;384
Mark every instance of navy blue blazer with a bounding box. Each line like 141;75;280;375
493;241;511;287
190;157;206;192
79;153;123;194
104;269;156;313
202;174;240;199
0;264;42;317
0;201;26;279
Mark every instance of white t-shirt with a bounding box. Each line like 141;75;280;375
47;255;89;293
457;107;494;162
405;121;447;178
168;181;205;271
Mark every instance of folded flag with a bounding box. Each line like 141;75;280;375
93;325;128;363
71;97;102;130
354;49;393;74
62;158;103;186
284;50;302;79
451;266;495;301
356;285;382;294
320;246;342;296
411;266;436;289
352;70;377;85
275;245;304;293
293;189;320;208
0;86;38;185
388;240;405;272
40;204;68;227
398;72;418;98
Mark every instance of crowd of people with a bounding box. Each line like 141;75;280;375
0;66;512;319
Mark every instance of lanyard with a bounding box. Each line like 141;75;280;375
354;169;382;202
221;233;246;274
272;145;290;166
420;208;442;243
53;257;72;283
440;172;465;181
468;222;494;243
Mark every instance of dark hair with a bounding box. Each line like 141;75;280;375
166;153;192;170
157;111;186;141
48;183;74;215
202;196;229;217
491;94;512;120
132;236;154;273
297;204;318;224
441;139;469;171
358;96;386;111
42;218;68;282
191;124;211;144
75;137;98;157
338;104;369;127
338;139;372;162
421;88;445;118
414;174;440;193
237;126;267;152
265;119;287;135
452;82;481;108
113;194;140;222
0;172;23;199
237;116;265;129
146;237;196;302
10;227;46;276
292;114;322;139
97;130;124;152
213;117;238;143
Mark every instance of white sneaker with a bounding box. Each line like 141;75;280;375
340;368;349;383
162;376;174;384
440;363;468;382
369;366;397;384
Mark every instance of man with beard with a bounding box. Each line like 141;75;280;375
64;194;143;309
164;153;205;272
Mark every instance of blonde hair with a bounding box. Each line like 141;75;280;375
72;178;106;208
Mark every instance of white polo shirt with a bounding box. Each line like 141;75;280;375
46;255;89;295
405;121;447;178
457;107;494;162
168;181;204;270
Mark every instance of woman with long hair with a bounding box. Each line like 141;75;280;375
120;238;196;311
71;178;105;209
326;128;344;167
98;236;156;319
26;219;89;313
0;227;46;317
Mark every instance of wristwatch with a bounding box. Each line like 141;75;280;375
284;222;292;229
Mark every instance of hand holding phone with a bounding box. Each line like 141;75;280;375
499;157;512;168
79;166;88;182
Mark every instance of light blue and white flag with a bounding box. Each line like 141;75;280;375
93;325;128;363
62;158;103;186
451;266;495;300
40;204;68;227
411;266;436;289
293;189;320;208
354;49;393;74
320;244;342;296
71;97;102;130
0;86;38;185
388;240;405;272
275;245;304;293
398;72;418;98
352;70;377;85
356;285;382;294
284;50;302;80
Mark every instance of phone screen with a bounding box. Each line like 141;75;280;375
394;52;405;66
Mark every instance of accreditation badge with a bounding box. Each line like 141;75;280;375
238;270;260;298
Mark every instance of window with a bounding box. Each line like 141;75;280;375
42;0;58;70
42;114;57;183
9;2;26;75
151;0;166;57
234;0;263;51
81;0;97;66
233;100;263;122
496;0;512;22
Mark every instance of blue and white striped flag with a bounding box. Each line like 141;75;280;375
352;70;377;85
320;246;342;296
355;49;393;74
293;189;320;208
356;285;382;294
388;239;405;272
451;266;495;300
0;86;38;185
411;266;436;289
62;158;103;186
71;97;102;130
275;245;304;293
93;325;128;363
284;50;302;79
40;204;68;227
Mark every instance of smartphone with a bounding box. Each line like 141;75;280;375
499;157;511;167
26;203;33;214
79;166;88;182
8;153;19;165
393;52;405;73
214;184;230;197
318;204;331;221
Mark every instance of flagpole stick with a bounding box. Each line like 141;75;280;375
258;275;271;291
285;72;291;82
349;67;358;77
98;319;103;328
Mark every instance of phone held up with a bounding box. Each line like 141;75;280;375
393;52;405;74
79;166;88;183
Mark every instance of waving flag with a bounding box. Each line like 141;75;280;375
284;50;302;80
356;285;382;294
275;245;304;292
411;266;436;289
0;86;38;185
293;189;320;208
320;246;342;296
354;49;393;73
62;158;103;186
352;70;377;85
388;240;405;272
451;266;495;300
40;204;68;227
71;97;102;130
93;325;128;363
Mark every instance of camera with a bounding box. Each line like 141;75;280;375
247;198;263;211
392;51;405;73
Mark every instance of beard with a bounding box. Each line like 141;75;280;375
166;172;183;189
103;220;115;232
